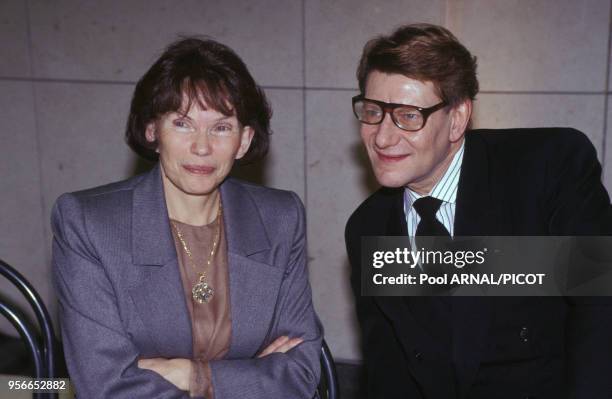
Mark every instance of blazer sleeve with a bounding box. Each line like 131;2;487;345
545;130;612;397
207;192;323;399
51;194;190;399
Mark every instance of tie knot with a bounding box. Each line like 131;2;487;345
413;196;443;219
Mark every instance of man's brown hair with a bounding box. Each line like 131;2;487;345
357;23;479;106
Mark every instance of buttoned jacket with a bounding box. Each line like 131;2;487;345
346;128;612;399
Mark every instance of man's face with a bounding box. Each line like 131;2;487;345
360;71;466;194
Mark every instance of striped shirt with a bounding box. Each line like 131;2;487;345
403;141;465;248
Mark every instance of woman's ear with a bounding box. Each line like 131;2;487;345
235;126;255;159
145;123;156;143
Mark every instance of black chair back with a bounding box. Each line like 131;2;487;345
0;259;58;399
316;339;340;399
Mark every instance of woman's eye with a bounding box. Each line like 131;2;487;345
172;119;190;129
213;124;234;134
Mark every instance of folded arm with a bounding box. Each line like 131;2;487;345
207;192;322;399
52;194;190;399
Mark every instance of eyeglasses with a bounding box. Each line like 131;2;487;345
352;95;447;132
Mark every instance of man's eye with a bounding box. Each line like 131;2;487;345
398;111;420;120
364;108;382;117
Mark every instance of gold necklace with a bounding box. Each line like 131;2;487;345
171;201;222;304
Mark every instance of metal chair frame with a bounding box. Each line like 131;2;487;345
0;259;58;399
316;339;340;399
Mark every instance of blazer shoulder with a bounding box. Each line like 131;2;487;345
346;187;401;239
225;177;303;212
51;174;145;246
55;173;144;208
468;127;595;154
223;178;305;243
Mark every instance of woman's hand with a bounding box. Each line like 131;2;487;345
137;336;302;390
138;357;191;391
257;336;304;358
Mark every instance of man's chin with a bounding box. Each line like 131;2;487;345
373;171;413;188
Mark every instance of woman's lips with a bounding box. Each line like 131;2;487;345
183;164;215;174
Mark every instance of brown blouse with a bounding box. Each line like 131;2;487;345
171;214;232;399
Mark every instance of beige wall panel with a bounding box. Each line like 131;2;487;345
305;0;444;88
0;0;31;76
473;94;605;160
28;0;302;86
448;0;611;92
0;81;48;336
604;97;612;191
306;89;375;361
35;82;139;240
232;89;305;199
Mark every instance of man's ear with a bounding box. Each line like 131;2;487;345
235;126;255;159
449;99;472;142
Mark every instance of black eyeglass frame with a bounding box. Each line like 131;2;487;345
352;95;448;132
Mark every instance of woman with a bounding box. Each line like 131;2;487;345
51;37;322;399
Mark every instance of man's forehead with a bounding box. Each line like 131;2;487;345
364;71;440;105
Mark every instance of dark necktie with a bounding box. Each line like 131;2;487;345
413;196;450;238
409;196;453;350
413;196;450;275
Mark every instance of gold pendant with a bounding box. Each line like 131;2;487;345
192;281;214;304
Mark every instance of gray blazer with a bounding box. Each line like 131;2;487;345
51;164;322;399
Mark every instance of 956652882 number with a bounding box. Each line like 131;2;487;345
7;378;68;392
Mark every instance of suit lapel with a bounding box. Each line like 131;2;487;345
220;179;280;358
128;164;193;358
454;132;507;236
371;189;444;356
452;132;504;398
370;189;457;398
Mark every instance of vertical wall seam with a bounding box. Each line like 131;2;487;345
602;0;612;174
24;0;51;268
302;0;308;205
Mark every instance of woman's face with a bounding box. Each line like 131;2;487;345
146;100;253;199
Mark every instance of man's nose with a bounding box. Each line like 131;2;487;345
191;131;212;156
374;113;401;149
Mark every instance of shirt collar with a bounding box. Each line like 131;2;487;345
403;141;465;212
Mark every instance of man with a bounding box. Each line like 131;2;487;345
345;24;612;398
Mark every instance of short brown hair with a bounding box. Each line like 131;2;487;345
126;37;272;162
357;23;478;106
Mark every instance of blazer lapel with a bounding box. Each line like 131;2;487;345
128;164;193;358
455;132;507;236
220;179;281;358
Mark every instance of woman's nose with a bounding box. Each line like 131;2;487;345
191;131;212;156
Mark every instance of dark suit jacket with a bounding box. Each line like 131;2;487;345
346;128;612;399
52;164;322;399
